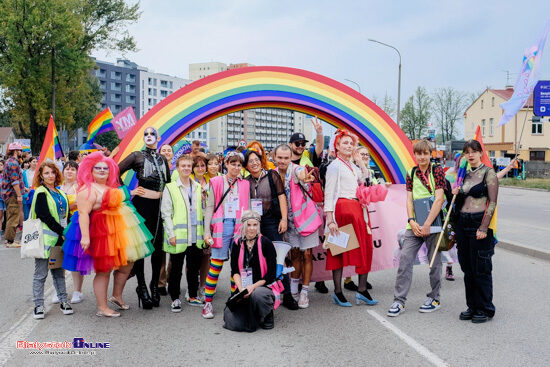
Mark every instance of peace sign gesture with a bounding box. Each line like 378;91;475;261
301;169;315;183
311;116;323;135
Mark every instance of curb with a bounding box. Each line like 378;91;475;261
498;241;550;261
500;185;550;193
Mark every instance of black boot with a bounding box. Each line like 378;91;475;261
260;311;274;329
282;293;299;310
136;284;154;310
150;282;160;307
315;281;329;294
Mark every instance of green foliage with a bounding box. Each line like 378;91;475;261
95;130;120;151
0;0;140;153
400;86;432;140
500;178;550;191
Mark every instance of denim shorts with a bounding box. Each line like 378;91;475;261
0;198;5;211
211;218;236;261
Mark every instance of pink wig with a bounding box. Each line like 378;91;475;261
333;129;359;154
77;152;120;193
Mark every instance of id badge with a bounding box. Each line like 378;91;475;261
251;199;263;216
225;196;239;219
190;207;197;226
241;267;253;288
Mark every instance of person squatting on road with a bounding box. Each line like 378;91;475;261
161;155;205;311
388;139;446;317
223;210;279;332
202;151;250;319
324;130;378;307
452;140;498;324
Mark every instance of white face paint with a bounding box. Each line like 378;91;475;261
143;128;158;147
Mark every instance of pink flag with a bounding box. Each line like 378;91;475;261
112;107;138;139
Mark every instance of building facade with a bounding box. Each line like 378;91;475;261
94;58;140;117
464;88;549;161
189;61;310;153
138;68;192;118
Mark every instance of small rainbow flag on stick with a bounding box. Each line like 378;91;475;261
87;107;114;143
37;115;64;168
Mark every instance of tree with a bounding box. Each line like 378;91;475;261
432;87;468;142
0;0;140;153
381;92;396;121
400;86;432;140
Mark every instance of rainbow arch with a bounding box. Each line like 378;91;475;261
114;66;415;184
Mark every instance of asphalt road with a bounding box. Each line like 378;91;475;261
497;187;549;251
1;244;549;367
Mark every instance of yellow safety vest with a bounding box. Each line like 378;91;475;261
30;185;68;257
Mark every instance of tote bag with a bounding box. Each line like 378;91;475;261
21;218;46;259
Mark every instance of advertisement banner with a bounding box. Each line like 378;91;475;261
112;107;138;139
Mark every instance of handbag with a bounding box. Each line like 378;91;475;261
21;218;46;259
437;223;456;252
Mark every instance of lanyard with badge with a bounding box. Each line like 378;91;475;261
224;177;239;219
186;184;198;226
250;170;265;216
240;240;255;288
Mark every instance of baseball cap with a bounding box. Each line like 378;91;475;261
289;133;308;144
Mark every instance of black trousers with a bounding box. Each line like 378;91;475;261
455;212;496;317
261;215;291;295
132;196;164;287
169;244;202;300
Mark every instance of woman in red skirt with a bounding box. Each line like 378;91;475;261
324;130;379;307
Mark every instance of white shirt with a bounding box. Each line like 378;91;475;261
324;157;367;212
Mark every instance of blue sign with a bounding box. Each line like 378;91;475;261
534;80;550;116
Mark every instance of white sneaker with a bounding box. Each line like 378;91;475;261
171;299;182;313
298;292;309;309
387;302;405;317
292;293;299;302
71;291;83;304
419;298;441;313
51;294;60;304
202;302;214;319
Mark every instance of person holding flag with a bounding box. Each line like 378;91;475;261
1;142;25;247
452;140;498;324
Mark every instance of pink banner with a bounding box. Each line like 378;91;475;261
310;185;407;282
112;107;138;139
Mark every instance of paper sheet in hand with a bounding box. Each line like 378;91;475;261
327;232;350;249
324;223;360;255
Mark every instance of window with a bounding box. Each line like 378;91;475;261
160;80;168;88
481;99;484;109
126;95;135;104
99;80;106;90
142;80;145;88
111;71;121;80
148;77;152;85
153;78;157;86
489;151;495;158
110;82;121;91
481;119;486;136
160;90;168;98
491;97;495;107
98;69;106;78
126;74;136;83
148;98;153;106
170;81;173;89
489;118;494;136
111;94;121;102
153;89;157;97
532;119;543;134
530;151;545;161
125;85;135;93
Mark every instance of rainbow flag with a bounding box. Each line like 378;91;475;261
87;107;114;143
37;115;64;168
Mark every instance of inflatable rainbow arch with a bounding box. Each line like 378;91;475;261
114;66;415;184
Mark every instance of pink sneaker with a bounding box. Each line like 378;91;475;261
202;302;214;319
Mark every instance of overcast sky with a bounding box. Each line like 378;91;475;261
94;0;550;118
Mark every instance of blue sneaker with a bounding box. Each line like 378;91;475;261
419;298;440;313
387;302;405;317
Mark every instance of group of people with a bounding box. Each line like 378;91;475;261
4;118;500;331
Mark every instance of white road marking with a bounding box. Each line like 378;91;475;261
367;310;448;367
0;275;74;366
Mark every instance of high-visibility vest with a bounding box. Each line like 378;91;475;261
285;164;322;236
210;176;250;248
30;185;68;258
163;180;205;254
407;165;437;230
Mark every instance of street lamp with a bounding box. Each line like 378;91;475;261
368;38;402;127
344;78;362;94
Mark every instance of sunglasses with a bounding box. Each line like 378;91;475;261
93;166;109;172
360;153;370;157
293;141;307;147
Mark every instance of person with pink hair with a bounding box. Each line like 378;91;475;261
63;152;154;317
